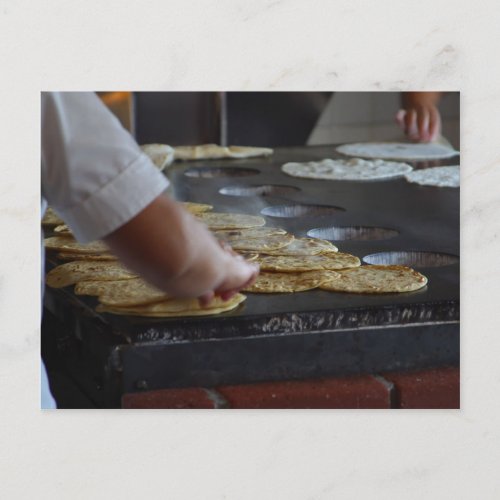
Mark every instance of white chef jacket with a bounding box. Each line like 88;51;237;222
41;92;169;408
42;92;170;242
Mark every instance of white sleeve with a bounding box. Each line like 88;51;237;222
41;92;170;243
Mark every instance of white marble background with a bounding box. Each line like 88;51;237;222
1;0;499;498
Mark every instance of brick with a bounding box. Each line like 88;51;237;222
217;375;391;409
382;366;460;409
122;388;216;409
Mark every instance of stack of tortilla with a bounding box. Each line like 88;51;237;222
44;256;246;318
141;143;273;164
173;144;273;161
44;201;428;317
43;202;252;317
41;207;64;227
193;211;427;295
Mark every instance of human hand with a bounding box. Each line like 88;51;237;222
397;92;442;143
197;247;259;307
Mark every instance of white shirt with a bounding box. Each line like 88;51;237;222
41;92;169;242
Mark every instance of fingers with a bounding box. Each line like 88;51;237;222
405;109;418;140
417;107;430;142
218;239;242;259
428;105;441;141
198;257;260;306
239;263;259;289
216;259;260;299
198;290;215;308
398;105;442;143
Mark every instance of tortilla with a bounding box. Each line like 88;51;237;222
75;279;134;296
46;261;137;288
404;166;459;188
196;212;266;229
88;278;170;307
96;293;246;317
243;271;339;293
44;236;109;254
182;201;214;213
214;227;287;240
218;233;294;252
257;252;361;272
174;144;273;161
53;224;72;235
336;142;459;161
56;252;118;262
226;146;274;158
319;265;428;293
238;252;259;262
174;144;228;160
41;207;64;226
260;237;338;256
140;144;175;171
282;158;412;181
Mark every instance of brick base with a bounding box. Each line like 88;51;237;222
122;387;215;409
121;366;460;409
217;376;390;409
382;366;460;409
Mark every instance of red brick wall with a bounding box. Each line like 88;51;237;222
122;366;459;409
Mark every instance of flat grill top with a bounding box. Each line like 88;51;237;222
46;144;459;343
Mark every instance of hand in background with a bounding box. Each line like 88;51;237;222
397;92;443;143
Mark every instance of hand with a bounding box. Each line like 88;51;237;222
198;255;259;307
397;92;443;143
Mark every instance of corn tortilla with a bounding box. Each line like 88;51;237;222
319;265;428;293
244;271;340;293
96;293;246;317
257;252;360;272
46;261;137;288
196;212;266;230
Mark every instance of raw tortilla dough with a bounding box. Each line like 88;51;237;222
404;166;459;188
336;142;459;161
282;158;412;181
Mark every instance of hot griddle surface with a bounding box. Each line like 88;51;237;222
44;144;459;396
123;144;459;339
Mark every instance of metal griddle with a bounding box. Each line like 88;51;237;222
43;145;459;407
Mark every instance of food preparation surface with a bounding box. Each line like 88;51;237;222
44;144;459;400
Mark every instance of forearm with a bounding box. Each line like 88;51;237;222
103;194;250;298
